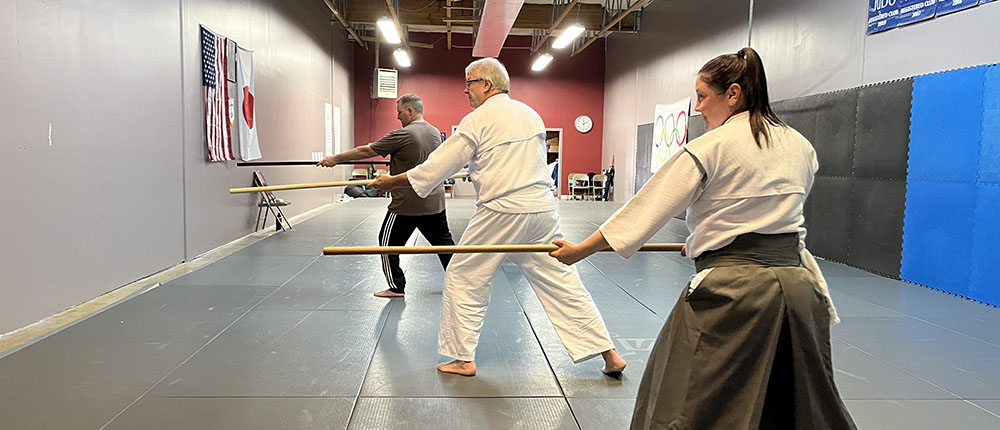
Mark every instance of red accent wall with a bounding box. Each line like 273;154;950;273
353;33;605;194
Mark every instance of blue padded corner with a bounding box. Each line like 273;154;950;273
971;185;1000;305
909;68;985;184
901;180;976;297
980;66;1000;185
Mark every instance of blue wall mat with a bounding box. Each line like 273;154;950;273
901;180;976;297
908;67;985;183
971;185;1000;304
980;66;1000;184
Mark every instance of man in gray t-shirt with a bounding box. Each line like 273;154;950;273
318;94;454;297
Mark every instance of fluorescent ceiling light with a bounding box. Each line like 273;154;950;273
551;24;585;49
377;17;401;44
393;48;411;67
531;54;553;71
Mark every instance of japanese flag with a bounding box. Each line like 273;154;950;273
236;46;262;160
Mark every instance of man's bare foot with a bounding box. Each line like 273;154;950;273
437;360;476;376
374;289;405;298
601;349;627;377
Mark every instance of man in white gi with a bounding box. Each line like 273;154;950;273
372;58;626;377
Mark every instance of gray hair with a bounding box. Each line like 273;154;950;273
466;58;510;93
396;93;423;114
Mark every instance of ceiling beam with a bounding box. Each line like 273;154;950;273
358;35;435;49
530;0;580;53
572;0;644;56
384;0;410;51
322;0;366;49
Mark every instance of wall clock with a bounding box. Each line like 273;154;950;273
574;115;593;133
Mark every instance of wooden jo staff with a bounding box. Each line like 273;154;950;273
231;178;375;194
230;173;469;194
323;243;684;255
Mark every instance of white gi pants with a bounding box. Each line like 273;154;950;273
438;206;615;362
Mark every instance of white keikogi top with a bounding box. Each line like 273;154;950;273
408;93;557;214
600;111;839;323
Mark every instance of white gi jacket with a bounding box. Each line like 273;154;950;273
408;94;556;213
600;111;840;323
405;94;615;361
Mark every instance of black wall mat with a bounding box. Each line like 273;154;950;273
848;179;906;276
772;81;911;277
634;123;653;194
773;91;858;178
803;176;852;262
814;90;860;178
773;97;817;142
688;115;707;141
855;79;914;180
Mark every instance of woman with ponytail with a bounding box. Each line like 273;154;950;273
551;47;857;429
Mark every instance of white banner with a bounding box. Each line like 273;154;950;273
334;105;342;155
236;46;262;161
325;103;333;156
651;97;690;173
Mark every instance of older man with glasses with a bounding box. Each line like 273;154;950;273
373;58;626;377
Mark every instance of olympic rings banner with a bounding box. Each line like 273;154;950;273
651;97;691;173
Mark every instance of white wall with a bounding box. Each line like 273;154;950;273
603;0;749;201
0;0;354;334
604;0;1000;201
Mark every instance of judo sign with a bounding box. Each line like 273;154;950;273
651;98;691;173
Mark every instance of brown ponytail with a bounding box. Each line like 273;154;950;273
698;47;785;148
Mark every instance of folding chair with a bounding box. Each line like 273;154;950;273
351;168;370;180
568;173;590;200
252;170;292;232
591;174;608;201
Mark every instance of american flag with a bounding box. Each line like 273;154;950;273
201;26;234;162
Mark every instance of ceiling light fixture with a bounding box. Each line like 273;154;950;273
377;17;401;44
531;54;553;71
551;24;585;49
393;48;411;67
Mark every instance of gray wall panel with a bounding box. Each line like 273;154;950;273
688;116;707;142
634;123;653;194
750;0;867;101
0;0;353;335
0;0;186;334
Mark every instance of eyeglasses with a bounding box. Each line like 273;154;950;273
465;79;485;88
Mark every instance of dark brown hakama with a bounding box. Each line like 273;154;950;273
630;233;856;430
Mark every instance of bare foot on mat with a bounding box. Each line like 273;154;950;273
374;289;404;298
437;360;476;376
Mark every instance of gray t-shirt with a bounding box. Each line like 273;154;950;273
369;120;446;215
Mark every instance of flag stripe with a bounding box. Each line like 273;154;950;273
202;26;234;162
